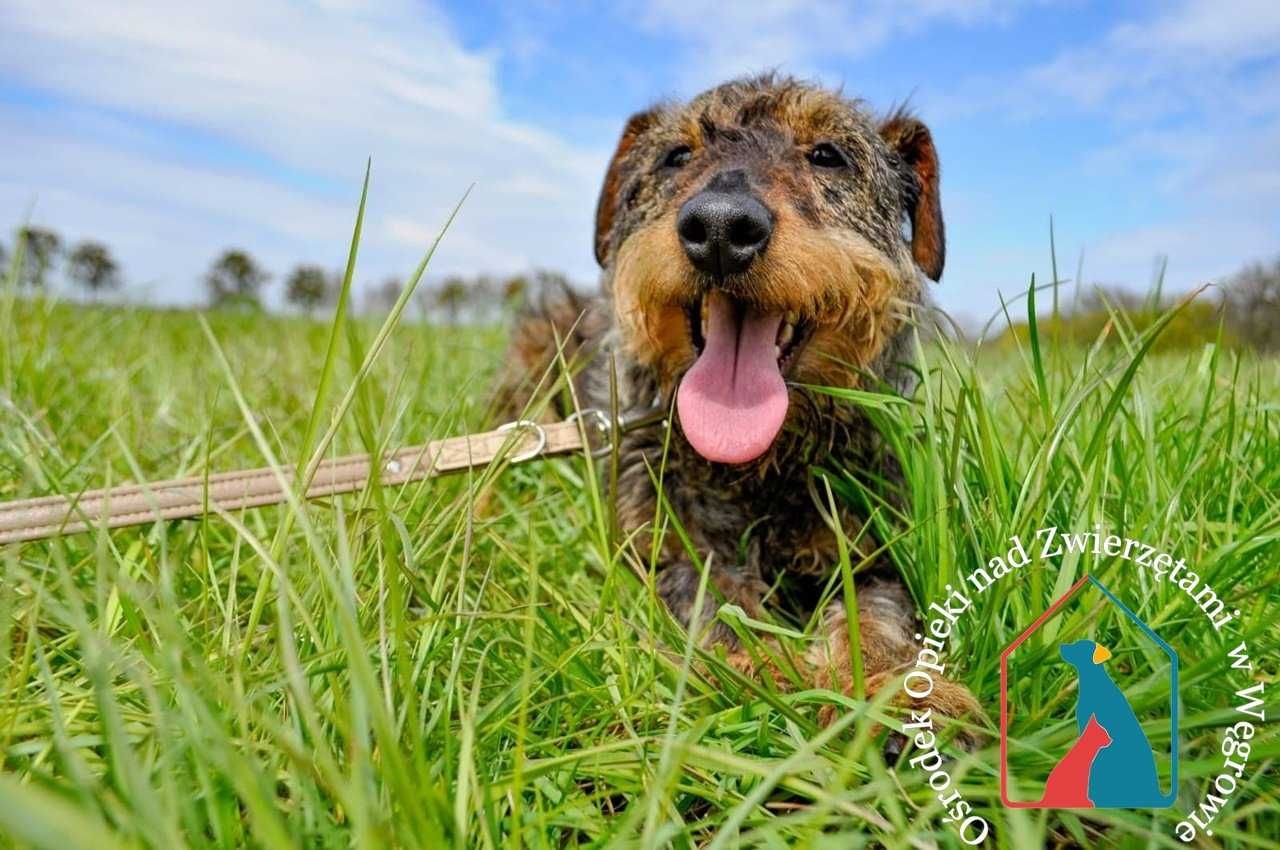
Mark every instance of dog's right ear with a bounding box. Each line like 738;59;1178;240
594;108;658;266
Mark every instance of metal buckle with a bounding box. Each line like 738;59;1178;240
618;404;667;433
567;408;613;458
495;419;548;463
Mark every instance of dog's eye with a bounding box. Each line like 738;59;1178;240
807;142;847;169
663;145;692;169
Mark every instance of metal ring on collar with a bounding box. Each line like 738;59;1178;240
567;408;613;458
495;419;548;463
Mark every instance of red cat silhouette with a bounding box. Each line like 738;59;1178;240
1037;714;1112;808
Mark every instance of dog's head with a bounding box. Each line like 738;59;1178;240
594;74;944;464
1060;639;1112;669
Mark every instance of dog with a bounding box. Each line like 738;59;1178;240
496;73;980;730
1059;639;1174;806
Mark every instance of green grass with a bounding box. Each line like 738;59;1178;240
1;211;1277;849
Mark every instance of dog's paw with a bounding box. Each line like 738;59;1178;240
814;672;987;753
900;675;988;753
807;598;988;751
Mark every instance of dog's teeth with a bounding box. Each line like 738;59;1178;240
777;321;795;348
775;344;782;359
785;310;798;326
700;297;709;336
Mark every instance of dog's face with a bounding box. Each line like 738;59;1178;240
593;75;945;464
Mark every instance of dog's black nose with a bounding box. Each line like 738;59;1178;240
676;176;772;277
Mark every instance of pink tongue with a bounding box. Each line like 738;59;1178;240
677;295;788;464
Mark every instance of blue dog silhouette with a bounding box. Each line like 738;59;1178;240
1059;638;1175;808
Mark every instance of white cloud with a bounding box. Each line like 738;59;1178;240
385;216;440;249
947;0;1280;120
930;0;1280;309
1113;0;1280;61
1078;122;1280;296
631;0;1047;90
0;0;608;304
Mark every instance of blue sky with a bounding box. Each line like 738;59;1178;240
2;0;1278;324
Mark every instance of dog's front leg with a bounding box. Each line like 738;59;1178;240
654;559;790;676
807;578;984;746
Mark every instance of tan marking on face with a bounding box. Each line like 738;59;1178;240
611;211;696;389
610;192;916;393
781;225;915;386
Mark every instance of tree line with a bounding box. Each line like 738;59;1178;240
991;256;1280;354
1;226;122;299
1;226;576;321
201;252;569;322
4;225;1280;350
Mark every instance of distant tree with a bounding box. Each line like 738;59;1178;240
471;274;501;322
66;241;122;300
501;273;529;309
0;241;7;280
436;276;469;324
412;282;433;318
284;264;332;313
364;276;403;314
18;226;61;288
420;269;578;324
205;249;269;308
533;269;577;310
1075;284;1149;315
532;269;572;291
1224;256;1280;353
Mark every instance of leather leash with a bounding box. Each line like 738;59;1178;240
0;407;666;545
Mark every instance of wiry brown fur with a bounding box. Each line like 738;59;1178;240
501;74;978;735
491;279;608;422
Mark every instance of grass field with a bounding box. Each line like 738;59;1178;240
0;211;1277;849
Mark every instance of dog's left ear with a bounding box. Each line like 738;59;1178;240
879;111;945;281
594;108;658;266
